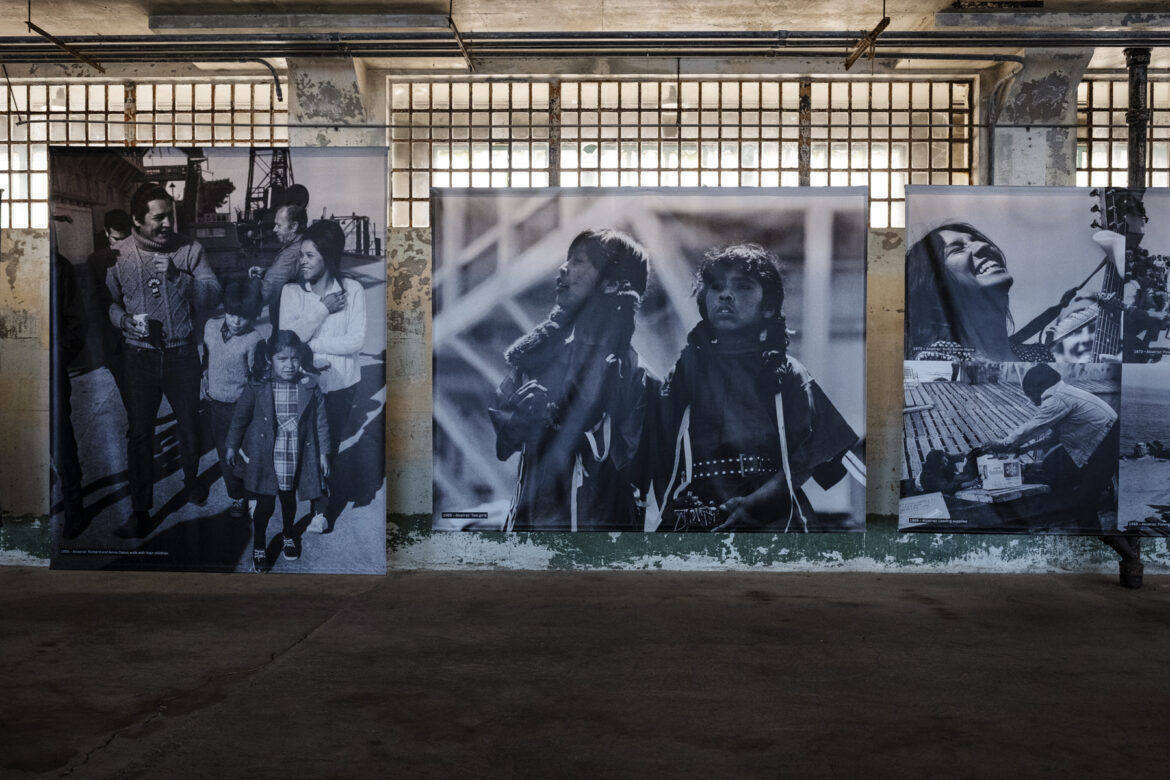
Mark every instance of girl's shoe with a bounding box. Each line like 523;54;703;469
282;535;301;561
252;546;268;572
229;499;249;519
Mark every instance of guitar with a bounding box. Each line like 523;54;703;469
1085;187;1133;361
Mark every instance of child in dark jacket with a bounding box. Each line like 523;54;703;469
203;279;267;519
649;244;862;532
226;330;330;571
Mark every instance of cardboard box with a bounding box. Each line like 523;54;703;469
977;455;1023;491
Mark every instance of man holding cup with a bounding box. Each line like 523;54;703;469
106;184;222;537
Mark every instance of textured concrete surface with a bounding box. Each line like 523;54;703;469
0;230;52;516
0;1;970;37
990;50;1092;187
0;568;1167;777
287;58;382;148
7;514;1170;572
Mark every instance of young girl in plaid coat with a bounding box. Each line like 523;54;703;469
226;330;330;571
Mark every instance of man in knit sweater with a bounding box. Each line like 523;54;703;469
106;184;222;537
253;203;307;328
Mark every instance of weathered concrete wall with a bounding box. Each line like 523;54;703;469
287;58;382;148
989;50;1092;186
384;517;1170;572
0;230;51;517
385;229;433;515
866;229;906;518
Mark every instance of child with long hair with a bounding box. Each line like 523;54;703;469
649;244;862;532
489;228;658;532
226;330;330;571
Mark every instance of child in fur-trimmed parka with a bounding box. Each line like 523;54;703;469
489;229;660;532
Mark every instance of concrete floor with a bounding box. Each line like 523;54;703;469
1;569;1167;778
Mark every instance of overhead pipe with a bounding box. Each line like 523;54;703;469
3;29;1170;63
237;57;283;101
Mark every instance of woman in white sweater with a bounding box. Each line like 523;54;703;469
278;220;367;531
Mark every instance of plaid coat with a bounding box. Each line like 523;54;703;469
226;378;331;501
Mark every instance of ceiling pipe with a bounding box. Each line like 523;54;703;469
0;51;1028;67
3;29;1170;60
237;57;283;101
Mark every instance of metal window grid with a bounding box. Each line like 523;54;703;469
390;77;974;229
1;80;288;229
1077;79;1170;188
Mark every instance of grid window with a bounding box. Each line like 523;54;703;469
390;81;551;229
389;77;974;229
1;80;287;229
1077;79;1170;188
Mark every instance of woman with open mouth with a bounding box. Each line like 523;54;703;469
905;223;1054;362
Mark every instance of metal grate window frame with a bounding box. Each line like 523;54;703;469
1077;78;1170;188
390;81;553;230
1;79;288;229
389;76;975;230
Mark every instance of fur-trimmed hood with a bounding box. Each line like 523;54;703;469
504;288;642;370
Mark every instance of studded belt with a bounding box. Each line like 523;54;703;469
691;455;778;480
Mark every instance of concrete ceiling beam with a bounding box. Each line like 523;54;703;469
936;11;1170;29
148;14;452;32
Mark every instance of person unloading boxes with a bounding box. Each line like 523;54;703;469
982;364;1119;531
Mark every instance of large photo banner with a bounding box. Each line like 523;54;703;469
49;147;387;573
433;188;867;534
900;186;1170;536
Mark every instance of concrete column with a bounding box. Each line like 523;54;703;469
866;228;906;518
385;229;433;516
286;58;381;148
987;49;1092;186
0;231;52;515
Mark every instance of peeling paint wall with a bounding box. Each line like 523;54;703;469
0;230;52;517
866;229;906;518
991;50;1091;186
385;229;433;515
385;518;1170;573
287;58;382;148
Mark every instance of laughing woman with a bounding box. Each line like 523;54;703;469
905;223;1054;362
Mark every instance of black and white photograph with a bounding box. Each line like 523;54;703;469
903;186;1170;365
48;146;387;573
1118;363;1170;535
1114;189;1170;362
900;360;1121;535
432;188;867;534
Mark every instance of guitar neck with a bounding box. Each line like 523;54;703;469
1091;190;1129;360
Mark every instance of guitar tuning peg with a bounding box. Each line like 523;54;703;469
1090;188;1101;197
1091;220;1102;229
1090;205;1100;212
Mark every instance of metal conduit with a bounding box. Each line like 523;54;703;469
0;29;1168;64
